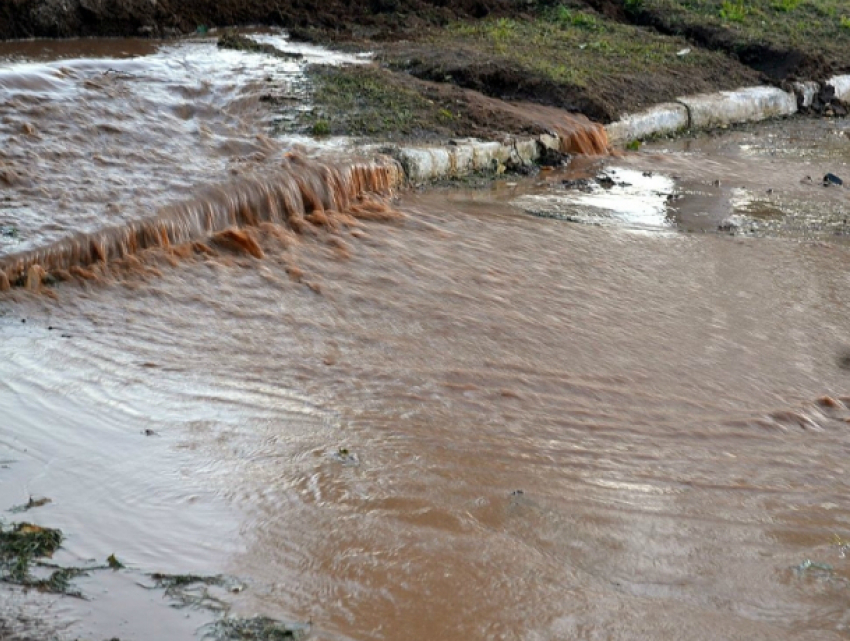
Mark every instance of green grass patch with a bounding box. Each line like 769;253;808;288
771;0;803;12
442;14;740;89
295;65;459;138
636;0;850;70
719;0;748;22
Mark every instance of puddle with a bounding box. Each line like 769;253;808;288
513;167;676;231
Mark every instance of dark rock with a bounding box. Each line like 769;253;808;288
824;173;843;187
561;178;593;192
596;175;615;188
536;144;571;168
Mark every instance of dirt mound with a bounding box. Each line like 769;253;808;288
0;0;537;40
389;53;618;123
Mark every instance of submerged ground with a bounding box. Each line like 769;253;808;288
2;2;850;641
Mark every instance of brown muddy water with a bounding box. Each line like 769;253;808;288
3;33;850;641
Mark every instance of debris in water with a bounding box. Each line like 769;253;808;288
147;572;239;611
718;215;748;233
332;447;359;466
0;521;85;595
561;178;594;192
823;173;843;186
217;32;304;60
833;534;850;558
8;497;52;514
794;559;834;577
836;350;850;370
596;174;616;188
202;616;309;641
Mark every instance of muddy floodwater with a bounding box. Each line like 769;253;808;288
3;34;850;641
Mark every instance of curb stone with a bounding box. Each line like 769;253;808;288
605;103;689;146
677;86;797;130
792;81;819;109
386;136;551;184
604;84;811;147
828;75;850;102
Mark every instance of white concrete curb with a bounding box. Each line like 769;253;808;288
604;85;802;146
678;86;797;129
605;103;689;146
827;75;850;102
792;81;819;108
390;137;546;184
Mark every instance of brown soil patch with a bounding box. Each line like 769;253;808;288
378;17;760;123
0;0;537;40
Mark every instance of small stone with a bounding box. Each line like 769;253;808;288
824;173;843;187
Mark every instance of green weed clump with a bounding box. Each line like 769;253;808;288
719;0;748;22
311;119;331;136
203;616;309;641
545;5;602;31
771;0;802;12
0;522;62;582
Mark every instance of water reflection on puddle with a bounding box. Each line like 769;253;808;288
513;168;676;232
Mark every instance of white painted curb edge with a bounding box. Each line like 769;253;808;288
828;75;850;102
606;77;850;146
374;135;561;184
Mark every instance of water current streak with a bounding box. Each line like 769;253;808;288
0;154;402;290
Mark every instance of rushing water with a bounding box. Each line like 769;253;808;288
3;33;850;641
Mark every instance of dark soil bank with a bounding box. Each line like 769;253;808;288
0;0;538;40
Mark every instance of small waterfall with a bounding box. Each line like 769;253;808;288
553;115;609;155
0;154;403;290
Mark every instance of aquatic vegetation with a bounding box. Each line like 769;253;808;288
0;521;86;596
148;572;236;611
0;521;62;581
202;616;309;641
8;497;51;514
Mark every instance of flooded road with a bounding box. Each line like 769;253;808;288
2;34;850;641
